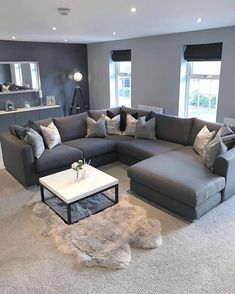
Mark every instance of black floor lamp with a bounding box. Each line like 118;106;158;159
69;72;88;115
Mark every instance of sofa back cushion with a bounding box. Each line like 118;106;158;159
189;118;222;146
121;106;151;121
152;113;194;145
28;117;53;137
53;112;88;142
88;107;121;121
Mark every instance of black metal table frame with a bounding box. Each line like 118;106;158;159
40;183;119;225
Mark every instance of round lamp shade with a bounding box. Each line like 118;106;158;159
73;72;83;82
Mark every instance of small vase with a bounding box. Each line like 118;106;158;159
75;170;79;182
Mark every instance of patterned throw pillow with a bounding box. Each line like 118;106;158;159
123;114;141;136
135;117;156;139
193;125;215;156
104;114;121;135
24;128;45;159
86;116;107;138
40;122;62;149
204;135;228;170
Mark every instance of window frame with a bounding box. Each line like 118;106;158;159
114;61;131;107
184;61;221;122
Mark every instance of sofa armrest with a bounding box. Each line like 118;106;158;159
0;132;38;186
214;147;235;201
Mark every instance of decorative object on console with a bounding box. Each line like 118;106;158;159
40;121;62;149
86;116;107;138
69;71;88;115
2;84;10;92
193;125;215;156
38;90;44;106
46;96;56;106
135;117;156;140
24;101;31;108
5;100;15;111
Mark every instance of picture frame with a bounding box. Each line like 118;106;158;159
46;96;56;106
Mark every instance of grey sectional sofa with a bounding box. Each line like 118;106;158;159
1;105;235;221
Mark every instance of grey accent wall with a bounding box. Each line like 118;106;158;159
88;26;235;123
0;40;89;115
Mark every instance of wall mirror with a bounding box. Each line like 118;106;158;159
0;61;41;94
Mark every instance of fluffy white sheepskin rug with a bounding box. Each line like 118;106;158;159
32;198;162;270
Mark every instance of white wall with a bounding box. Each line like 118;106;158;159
88;26;235;123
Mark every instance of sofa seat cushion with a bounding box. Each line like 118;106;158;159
128;146;225;207
117;139;182;161
64;138;116;158
35;144;83;173
105;135;133;142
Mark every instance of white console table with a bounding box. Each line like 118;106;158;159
0;105;62;133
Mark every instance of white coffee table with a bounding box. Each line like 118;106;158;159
39;164;119;224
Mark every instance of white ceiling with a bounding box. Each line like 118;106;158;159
0;0;235;44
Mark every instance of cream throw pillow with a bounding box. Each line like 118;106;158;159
123;114;143;136
193;125;215;156
40;122;62;149
104;114;121;135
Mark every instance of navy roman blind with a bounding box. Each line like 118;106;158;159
111;49;131;62
184;42;223;61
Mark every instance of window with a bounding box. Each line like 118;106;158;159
110;49;131;108
185;61;221;122
114;61;131;107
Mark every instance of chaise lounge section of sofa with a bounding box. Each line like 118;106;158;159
1;106;235;221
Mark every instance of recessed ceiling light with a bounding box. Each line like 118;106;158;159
197;18;203;23
52;26;57;31
131;7;137;13
12;36;16;40
112;32;116;36
64;39;68;42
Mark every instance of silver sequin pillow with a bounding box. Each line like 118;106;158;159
40;122;62;149
193;125;215;156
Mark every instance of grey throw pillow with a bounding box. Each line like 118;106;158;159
135;117;156;139
40;122;62;149
193;125;215;156
216;124;235;149
217;124;233;137
204;135;228;170
86;116;107;138
24;128;45;159
104;114;121;135
9;125;29;140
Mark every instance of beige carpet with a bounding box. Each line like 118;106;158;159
0;163;235;294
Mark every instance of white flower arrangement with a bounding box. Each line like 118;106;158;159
71;160;84;172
